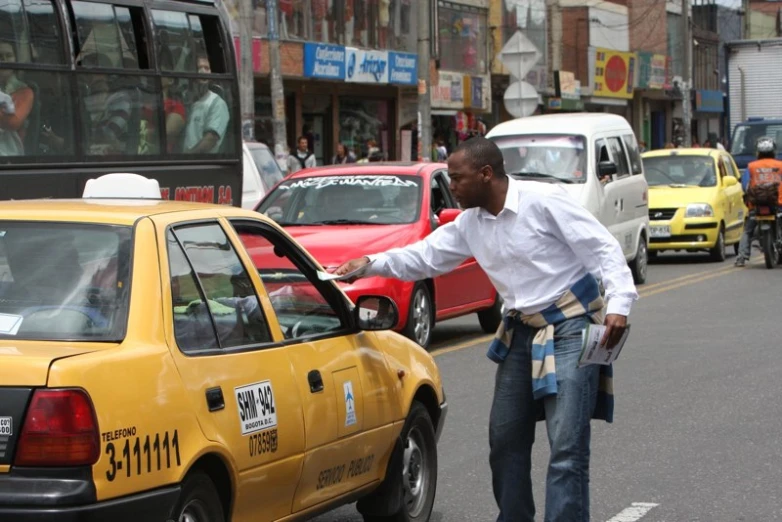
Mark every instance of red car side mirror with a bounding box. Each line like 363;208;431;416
437;208;461;226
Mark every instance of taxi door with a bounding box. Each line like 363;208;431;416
720;153;746;244
226;218;399;514
153;215;306;522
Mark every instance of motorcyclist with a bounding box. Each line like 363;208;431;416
735;136;782;267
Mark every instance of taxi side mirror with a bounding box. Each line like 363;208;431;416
355;295;399;331
437;208;461;226
723;175;738;187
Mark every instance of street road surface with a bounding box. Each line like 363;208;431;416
313;252;782;521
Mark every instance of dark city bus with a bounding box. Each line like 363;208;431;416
0;0;242;205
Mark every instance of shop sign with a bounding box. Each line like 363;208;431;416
546;97;585;111
593;48;636;99
431;71;465;109
637;51;669;90
303;43;346;80
233;36;262;73
464;74;491;112
695;90;724;113
346;47;389;83
554;71;581;100
389;52;418;85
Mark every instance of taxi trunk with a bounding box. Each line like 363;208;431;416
0;342;107;471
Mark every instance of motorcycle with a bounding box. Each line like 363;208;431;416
754;204;782;268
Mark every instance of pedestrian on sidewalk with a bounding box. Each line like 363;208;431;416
334;137;637;522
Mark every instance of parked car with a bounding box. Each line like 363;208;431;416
641;148;746;260
242;141;285;209
0;173;446;522
256;163;503;349
487;113;650;284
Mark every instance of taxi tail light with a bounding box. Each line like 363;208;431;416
14;389;100;467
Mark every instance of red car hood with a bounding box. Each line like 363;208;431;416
285;224;424;268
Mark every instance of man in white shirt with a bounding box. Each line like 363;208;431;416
335;137;637;522
184;56;230;154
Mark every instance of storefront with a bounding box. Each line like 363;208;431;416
254;41;418;165
430;70;492;156
692;89;724;146
634;52;673;150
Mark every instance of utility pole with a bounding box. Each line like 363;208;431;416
681;0;692;147
266;0;289;168
239;0;254;141
417;0;432;162
742;0;750;38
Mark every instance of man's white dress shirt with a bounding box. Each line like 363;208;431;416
366;178;638;317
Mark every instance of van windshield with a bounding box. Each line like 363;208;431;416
490;134;588;184
731;123;782;156
0;223;132;341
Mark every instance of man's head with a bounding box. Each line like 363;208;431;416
297;136;308;153
446;137;506;209
757;136;777;160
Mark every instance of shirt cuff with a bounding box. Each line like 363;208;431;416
364;253;389;277
606;296;634;317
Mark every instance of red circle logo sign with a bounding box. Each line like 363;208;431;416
604;55;627;93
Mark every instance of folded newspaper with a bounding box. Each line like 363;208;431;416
577;323;631;367
317;259;374;282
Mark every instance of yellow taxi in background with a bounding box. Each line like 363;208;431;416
0;175;446;522
641;148;746;261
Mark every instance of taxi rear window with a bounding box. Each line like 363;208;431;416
0;222;132;341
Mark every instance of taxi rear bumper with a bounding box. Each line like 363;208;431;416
0;468;180;522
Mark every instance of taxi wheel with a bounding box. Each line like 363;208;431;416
710;227;726;262
402;284;433;349
173;471;225;522
362;402;437;522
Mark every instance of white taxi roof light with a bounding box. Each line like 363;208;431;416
82;173;162;199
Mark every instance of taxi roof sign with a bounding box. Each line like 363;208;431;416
83;173;162;199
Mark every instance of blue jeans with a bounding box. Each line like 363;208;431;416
738;214;756;260
489;315;599;522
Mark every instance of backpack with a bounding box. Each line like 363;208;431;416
292;151;313;170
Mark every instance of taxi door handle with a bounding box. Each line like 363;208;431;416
308;370;324;393
205;387;225;412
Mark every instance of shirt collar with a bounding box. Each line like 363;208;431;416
478;177;520;219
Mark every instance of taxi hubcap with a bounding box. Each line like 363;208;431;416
403;427;429;517
412;289;431;346
180;499;209;522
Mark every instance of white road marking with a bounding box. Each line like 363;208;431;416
605;502;659;522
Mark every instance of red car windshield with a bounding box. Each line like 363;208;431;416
258;174;423;225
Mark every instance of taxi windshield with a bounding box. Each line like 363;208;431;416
0;222;132;341
257;174;423;225
643;155;717;187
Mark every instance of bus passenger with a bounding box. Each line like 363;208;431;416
183;55;229;154
0;42;35;156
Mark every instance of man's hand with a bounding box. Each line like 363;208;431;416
601;314;627;349
335;256;371;282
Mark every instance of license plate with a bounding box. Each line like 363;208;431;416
650;225;671;238
0;417;11;436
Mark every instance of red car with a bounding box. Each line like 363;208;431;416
255;162;502;348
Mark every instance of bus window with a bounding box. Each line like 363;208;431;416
0;0;73;159
151;10;226;74
72;1;148;69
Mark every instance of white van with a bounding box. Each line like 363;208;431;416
242;141;285;209
486;113;650;284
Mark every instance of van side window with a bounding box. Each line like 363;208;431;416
621;134;643;175
606;137;631;178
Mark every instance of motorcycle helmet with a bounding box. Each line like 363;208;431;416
756;136;777;156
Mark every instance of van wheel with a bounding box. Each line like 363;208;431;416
172;471;224;522
630;236;648;284
477;294;503;333
360;402;437;522
710;227;726;262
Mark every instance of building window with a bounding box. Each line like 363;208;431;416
437;1;488;74
339;97;391;161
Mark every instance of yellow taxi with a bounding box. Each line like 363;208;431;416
641;148;746;260
0;175;446;522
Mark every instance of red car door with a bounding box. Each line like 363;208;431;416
429;170;495;315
